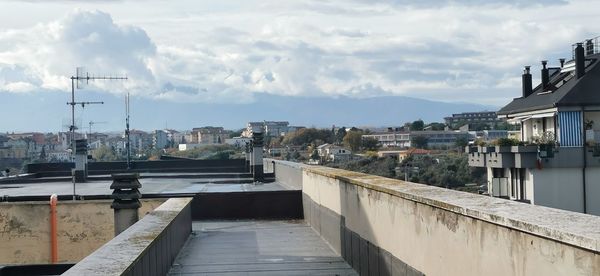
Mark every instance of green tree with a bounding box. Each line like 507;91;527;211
93;145;119;161
454;137;468;149
410;120;425;131
361;137;380;151
282;128;333;146
411;136;428;149
427;122;446;131
343;131;363;152
335;127;347;144
310;149;320;161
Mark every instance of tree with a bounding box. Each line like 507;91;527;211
343;131;363;152
281;128;333;146
410;120;425;131
93;145;119;161
361;137;380;151
454;137;468;149
427;122;446;131
310;149;320;161
411;136;428;149
335;127;347;144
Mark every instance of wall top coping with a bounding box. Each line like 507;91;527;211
62;197;192;276
301;164;600;253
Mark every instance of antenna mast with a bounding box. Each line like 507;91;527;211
125;92;131;170
67;67;127;161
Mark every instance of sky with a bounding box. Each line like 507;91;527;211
0;0;599;131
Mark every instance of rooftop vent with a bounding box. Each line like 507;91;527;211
575;43;585;79
541;61;550;91
522;66;533;98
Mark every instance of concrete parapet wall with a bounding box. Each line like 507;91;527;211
25;159;247;177
0;199;165;264
63;197;192;276
270;160;600;276
264;158;304;190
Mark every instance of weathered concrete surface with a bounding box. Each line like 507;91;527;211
168;220;357;275
0;199;164;264
290;163;600;276
63;197;192;276
264;159;303;190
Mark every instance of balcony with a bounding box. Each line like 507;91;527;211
467;145;591;169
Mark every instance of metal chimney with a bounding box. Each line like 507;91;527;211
559;58;565;68
541;61;550;90
576;43;586;79
522;66;533;97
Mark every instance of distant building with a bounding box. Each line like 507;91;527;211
317;143;351;162
193;127;230;145
153;130;169;149
444;111;504;129
225;137;252;148
47;150;71;162
470;130;509;142
242;121;300;137
363;130;470;148
398;148;432;162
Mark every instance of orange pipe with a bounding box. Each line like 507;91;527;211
50;194;58;264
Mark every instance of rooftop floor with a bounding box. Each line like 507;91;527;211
0;176;290;197
168;220;356;276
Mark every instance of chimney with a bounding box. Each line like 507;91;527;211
559;58;565;68
541;61;549;91
522;66;533;97
576;43;586;79
251;131;264;182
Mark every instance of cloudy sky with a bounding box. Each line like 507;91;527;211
0;0;598;130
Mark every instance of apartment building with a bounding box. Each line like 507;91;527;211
363;130;470;148
468;37;600;215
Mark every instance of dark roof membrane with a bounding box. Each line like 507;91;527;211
498;55;600;116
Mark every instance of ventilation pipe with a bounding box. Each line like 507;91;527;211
559;58;565;68
576;43;586;79
541;61;549;91
50;194;58;264
522;66;533;97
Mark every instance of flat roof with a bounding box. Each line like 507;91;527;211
168;220;356;275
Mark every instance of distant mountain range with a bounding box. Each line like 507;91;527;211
1;92;497;132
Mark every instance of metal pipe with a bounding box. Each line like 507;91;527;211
582;109;587;213
50;194;58;263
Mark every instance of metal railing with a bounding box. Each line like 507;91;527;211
572;36;600;58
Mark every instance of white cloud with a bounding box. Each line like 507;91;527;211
0;1;599;106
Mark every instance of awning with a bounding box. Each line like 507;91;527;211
531;112;556;119
507;115;531;124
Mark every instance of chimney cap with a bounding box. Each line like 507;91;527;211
524;66;531;73
541;60;548;68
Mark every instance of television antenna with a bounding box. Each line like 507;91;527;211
67;67;127;161
125;92;131;170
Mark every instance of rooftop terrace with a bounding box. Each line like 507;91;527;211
0;157;598;275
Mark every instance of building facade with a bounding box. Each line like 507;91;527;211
444;111;504;128
363;130;470;148
468;37;600;215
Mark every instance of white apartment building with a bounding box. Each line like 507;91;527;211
468;37;600;215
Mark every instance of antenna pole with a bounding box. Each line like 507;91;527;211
126;92;131;170
66;67;128;200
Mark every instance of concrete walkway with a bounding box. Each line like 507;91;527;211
168;220;357;275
